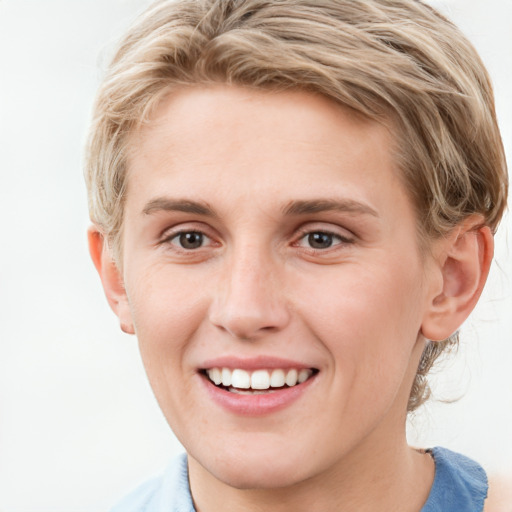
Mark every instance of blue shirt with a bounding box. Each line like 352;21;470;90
111;447;488;511
422;447;488;511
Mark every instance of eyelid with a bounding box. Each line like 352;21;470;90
159;223;219;248
293;223;356;244
295;231;345;248
289;224;357;261
169;230;212;248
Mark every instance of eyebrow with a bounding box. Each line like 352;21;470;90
282;199;379;217
142;197;378;218
142;198;216;217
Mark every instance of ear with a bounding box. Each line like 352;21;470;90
421;215;494;342
87;226;135;335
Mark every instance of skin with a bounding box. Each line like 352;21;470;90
89;85;493;511
485;475;512;511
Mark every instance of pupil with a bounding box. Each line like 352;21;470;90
308;232;332;249
180;232;203;249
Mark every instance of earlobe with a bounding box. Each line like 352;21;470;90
421;216;494;342
87;226;135;335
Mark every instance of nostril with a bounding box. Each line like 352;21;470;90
209;308;288;340
208;273;291;339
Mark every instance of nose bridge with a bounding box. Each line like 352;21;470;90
209;240;290;339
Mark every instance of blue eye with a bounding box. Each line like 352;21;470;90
172;231;206;249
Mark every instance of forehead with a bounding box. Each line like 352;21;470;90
129;86;397;187
125;85;414;232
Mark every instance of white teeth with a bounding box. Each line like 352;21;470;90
285;369;298;386
221;367;232;386
270;369;285;387
251;370;270;390
231;369;251;389
208;368;222;385
298;369;310;384
206;367;314;391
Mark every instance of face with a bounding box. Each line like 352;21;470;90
117;86;437;489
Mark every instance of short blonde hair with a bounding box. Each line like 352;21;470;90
84;0;508;411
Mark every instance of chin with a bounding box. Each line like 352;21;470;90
214;462;308;490
193;442;320;490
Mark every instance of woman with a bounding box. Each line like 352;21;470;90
85;1;508;510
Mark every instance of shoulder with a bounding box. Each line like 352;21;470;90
110;453;195;512
110;475;164;512
422;447;488;512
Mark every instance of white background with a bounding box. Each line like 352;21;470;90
0;1;510;510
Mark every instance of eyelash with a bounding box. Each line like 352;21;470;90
161;227;354;253
164;230;214;251
294;229;354;252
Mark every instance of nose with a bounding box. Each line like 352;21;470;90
208;246;291;340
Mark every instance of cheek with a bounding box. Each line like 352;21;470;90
292;259;425;375
125;265;210;373
125;267;213;436
297;258;423;326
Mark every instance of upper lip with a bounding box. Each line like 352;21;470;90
199;355;317;371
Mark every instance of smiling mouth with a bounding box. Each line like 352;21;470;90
202;367;318;394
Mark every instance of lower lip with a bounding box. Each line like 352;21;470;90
201;373;317;416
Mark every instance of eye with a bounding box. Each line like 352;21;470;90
170;231;209;250
296;230;352;250
306;232;337;249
